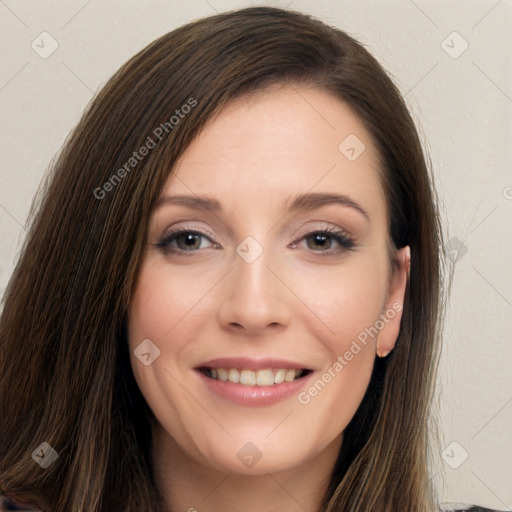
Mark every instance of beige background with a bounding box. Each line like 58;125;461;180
1;1;511;509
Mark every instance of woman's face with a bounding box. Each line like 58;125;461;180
128;86;408;475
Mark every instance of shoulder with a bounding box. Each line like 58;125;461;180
0;495;42;510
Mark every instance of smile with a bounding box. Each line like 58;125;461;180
199;367;311;386
195;358;314;406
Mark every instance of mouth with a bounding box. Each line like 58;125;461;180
197;367;313;386
194;357;314;406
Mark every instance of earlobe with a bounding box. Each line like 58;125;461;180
376;245;410;358
376;347;392;358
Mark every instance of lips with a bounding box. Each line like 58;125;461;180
198;357;311;369
195;357;314;406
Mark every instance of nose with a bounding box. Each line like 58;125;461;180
217;246;292;335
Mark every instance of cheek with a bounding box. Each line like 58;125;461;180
127;259;197;405
286;256;387;428
289;252;388;356
128;257;214;346
127;260;207;443
127;257;223;406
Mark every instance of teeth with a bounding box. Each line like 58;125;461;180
240;369;256;385
256;369;274;386
228;368;239;383
217;368;228;382
206;368;306;386
274;369;285;384
284;369;296;382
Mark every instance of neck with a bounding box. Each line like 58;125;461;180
151;422;342;512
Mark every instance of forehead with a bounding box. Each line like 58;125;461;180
164;86;386;219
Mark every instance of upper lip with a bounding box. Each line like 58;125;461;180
195;357;312;371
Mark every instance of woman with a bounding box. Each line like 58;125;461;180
0;6;499;512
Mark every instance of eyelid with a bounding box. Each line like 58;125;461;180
155;222;356;256
154;225;220;255
290;225;355;253
160;223;219;242
292;222;353;240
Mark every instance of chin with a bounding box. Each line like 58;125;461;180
200;442;310;476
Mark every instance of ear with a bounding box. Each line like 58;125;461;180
376;245;410;358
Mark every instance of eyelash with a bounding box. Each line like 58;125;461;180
154;226;355;257
290;226;355;255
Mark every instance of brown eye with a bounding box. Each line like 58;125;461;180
306;233;333;251
155;230;217;255
293;229;355;255
175;232;203;250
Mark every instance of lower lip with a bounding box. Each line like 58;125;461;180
196;370;313;407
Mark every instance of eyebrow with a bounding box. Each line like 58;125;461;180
157;192;370;221
285;192;370;221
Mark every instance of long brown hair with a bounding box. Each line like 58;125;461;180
0;7;446;511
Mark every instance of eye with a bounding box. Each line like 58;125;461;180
155;226;355;257
155;229;219;255
292;227;355;255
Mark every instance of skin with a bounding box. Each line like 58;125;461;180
128;85;410;512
